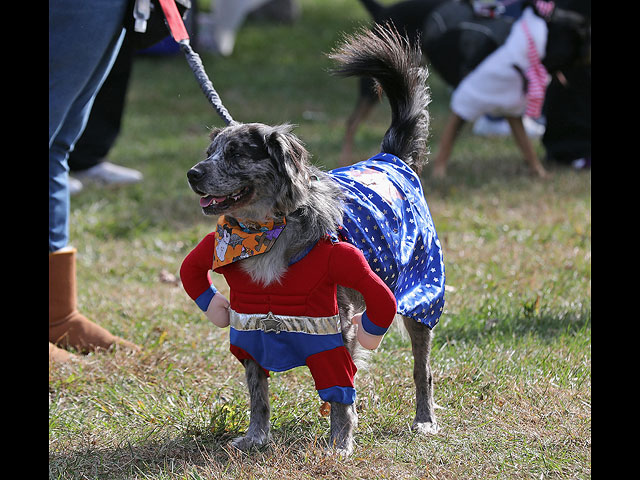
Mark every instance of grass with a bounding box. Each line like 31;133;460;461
49;0;591;478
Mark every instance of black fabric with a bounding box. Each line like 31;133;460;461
422;1;512;87
542;64;591;163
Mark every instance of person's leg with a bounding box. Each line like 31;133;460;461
68;29;144;188
49;0;140;357
49;0;130;147
49;0;129;251
68;30;135;172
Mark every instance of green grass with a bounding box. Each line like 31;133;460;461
49;1;591;478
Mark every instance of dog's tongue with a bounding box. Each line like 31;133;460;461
200;195;226;207
199;196;213;207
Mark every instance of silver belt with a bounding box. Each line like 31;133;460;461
229;309;341;335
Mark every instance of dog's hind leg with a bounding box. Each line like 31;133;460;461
230;359;271;450
403;315;439;434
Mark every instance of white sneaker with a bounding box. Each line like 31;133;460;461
522;116;546;139
571;157;591;170
472;116;546;139
472;116;510;137
74;161;143;186
68;176;84;196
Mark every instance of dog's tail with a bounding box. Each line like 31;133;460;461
330;24;430;172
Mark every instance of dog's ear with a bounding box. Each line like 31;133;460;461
263;124;310;214
209;127;223;141
205;127;224;158
264;124;307;174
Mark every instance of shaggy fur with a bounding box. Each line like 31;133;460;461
186;25;438;456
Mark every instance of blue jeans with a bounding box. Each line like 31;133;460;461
49;0;129;251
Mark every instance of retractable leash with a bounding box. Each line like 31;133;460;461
141;0;237;126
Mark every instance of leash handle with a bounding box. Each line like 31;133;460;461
156;0;189;42
156;0;236;125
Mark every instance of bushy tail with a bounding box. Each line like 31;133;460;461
329;23;430;172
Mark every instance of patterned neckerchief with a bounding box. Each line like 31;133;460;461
213;216;286;270
522;18;548;119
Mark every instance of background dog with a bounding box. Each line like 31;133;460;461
183;25;442;455
339;0;446;166
340;0;590;178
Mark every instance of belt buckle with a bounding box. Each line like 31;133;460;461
260;312;282;334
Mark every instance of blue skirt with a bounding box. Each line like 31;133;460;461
330;153;445;328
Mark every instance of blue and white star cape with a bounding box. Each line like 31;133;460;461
330;152;445;328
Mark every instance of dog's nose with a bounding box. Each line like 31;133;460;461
187;166;205;183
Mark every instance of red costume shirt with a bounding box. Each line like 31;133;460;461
180;233;397;404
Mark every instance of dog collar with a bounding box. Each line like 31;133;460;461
212;216;286;270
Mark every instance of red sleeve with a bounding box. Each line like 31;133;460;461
180;232;216;309
328;241;397;332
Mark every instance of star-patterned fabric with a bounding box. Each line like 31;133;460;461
330;152;445;328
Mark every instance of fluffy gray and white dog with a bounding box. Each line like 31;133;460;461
185;25;441;456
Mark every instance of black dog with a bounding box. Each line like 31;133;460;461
339;0;447;165
340;0;590;177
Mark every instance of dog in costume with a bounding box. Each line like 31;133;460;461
181;25;444;455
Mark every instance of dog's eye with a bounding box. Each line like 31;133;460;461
226;145;243;159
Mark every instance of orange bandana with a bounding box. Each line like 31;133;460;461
212;216;287;270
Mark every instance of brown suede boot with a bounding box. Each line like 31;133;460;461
49;341;74;363
49;247;140;354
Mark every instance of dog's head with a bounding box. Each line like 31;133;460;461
541;1;591;71
187;123;312;221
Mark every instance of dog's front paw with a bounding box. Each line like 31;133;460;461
327;432;354;457
325;442;353;458
412;420;439;435
229;432;269;451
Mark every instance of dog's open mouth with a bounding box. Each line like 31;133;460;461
198;186;253;214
